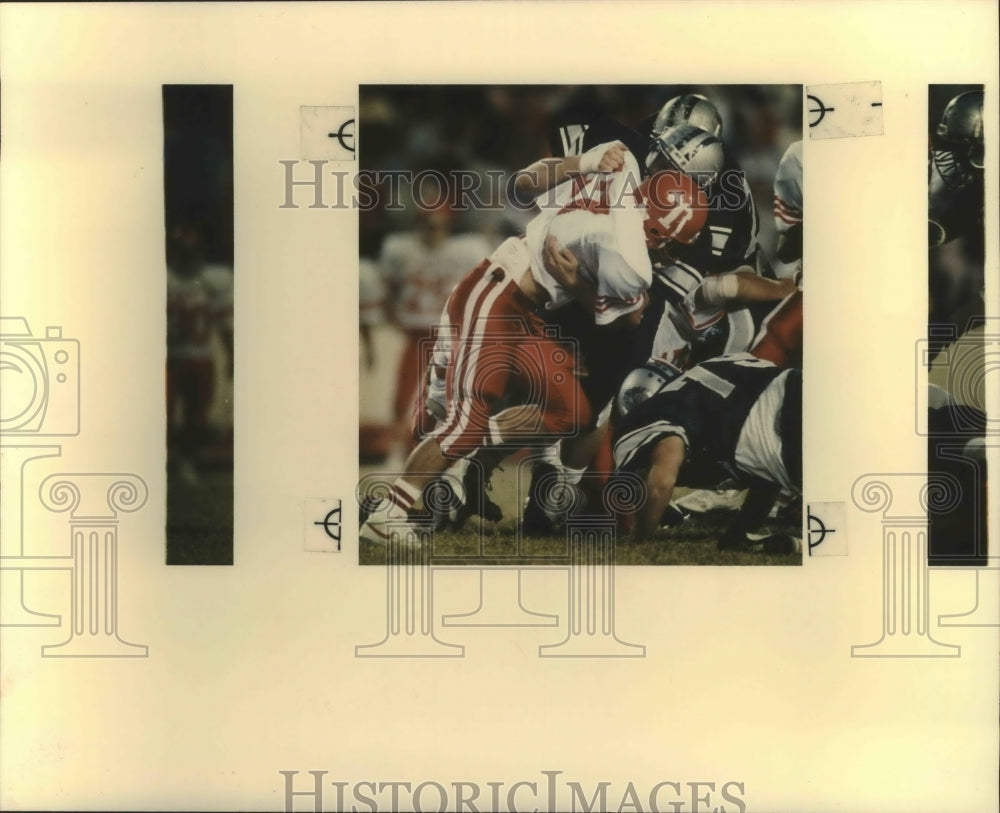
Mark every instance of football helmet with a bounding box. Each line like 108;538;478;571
935;90;984;169
646;123;725;189
931;90;985;189
615;358;683;419
652;94;723;138
638;169;709;249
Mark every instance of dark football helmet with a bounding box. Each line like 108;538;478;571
652;94;723;138
646;123;725;189
931;90;984;190
936;90;984;168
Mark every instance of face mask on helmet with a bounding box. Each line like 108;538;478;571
639;170;709;250
652;94;723;139
615;359;683;419
645;123;725;189
933;90;985;180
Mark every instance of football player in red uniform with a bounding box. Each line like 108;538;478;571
360;142;707;543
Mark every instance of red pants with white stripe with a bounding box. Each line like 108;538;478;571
431;259;591;456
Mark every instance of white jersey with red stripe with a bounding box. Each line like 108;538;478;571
379;231;492;330
359;258;385;327
773;140;802;235
525;151;652;326
167;263;234;362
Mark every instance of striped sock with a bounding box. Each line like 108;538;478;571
371;479;421;524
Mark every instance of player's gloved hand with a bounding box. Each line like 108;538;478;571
578;140;627;174
543;235;581;290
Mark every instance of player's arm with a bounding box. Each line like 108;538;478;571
542;235;598;311
634;435;687;541
513;140;628;206
693;269;795;311
544;236;649;328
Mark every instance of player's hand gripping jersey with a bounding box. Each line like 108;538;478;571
525;150;653;325
550;110;761;301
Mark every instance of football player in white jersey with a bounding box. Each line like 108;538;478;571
772;139;803;273
358;257;385;371
748;140;804;371
166;223;234;484
379;205;493;461
360;141;706;543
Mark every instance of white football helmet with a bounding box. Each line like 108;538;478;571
615;359;683;419
646;123;725;189
652;94;723;138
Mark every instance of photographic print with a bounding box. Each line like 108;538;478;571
1;3;997;813
357;84;804;565
925;84;990;567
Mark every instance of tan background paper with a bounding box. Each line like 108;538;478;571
1;2;998;811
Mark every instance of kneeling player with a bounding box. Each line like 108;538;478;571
612;353;801;543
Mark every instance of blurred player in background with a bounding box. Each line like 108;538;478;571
359;257;385;372
772;139;803;271
166;222;234;484
751;139;803;369
358;256;393;465
380;205;492;465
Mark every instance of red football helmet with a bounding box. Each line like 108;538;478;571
638;170;708;249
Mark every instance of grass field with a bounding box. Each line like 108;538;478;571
358;461;801;567
166;469;234;565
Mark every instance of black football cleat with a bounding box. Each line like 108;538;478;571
449;460;503;530
660;503;690;528
520;463;558;536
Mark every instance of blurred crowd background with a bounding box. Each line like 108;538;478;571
359;84;801;260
